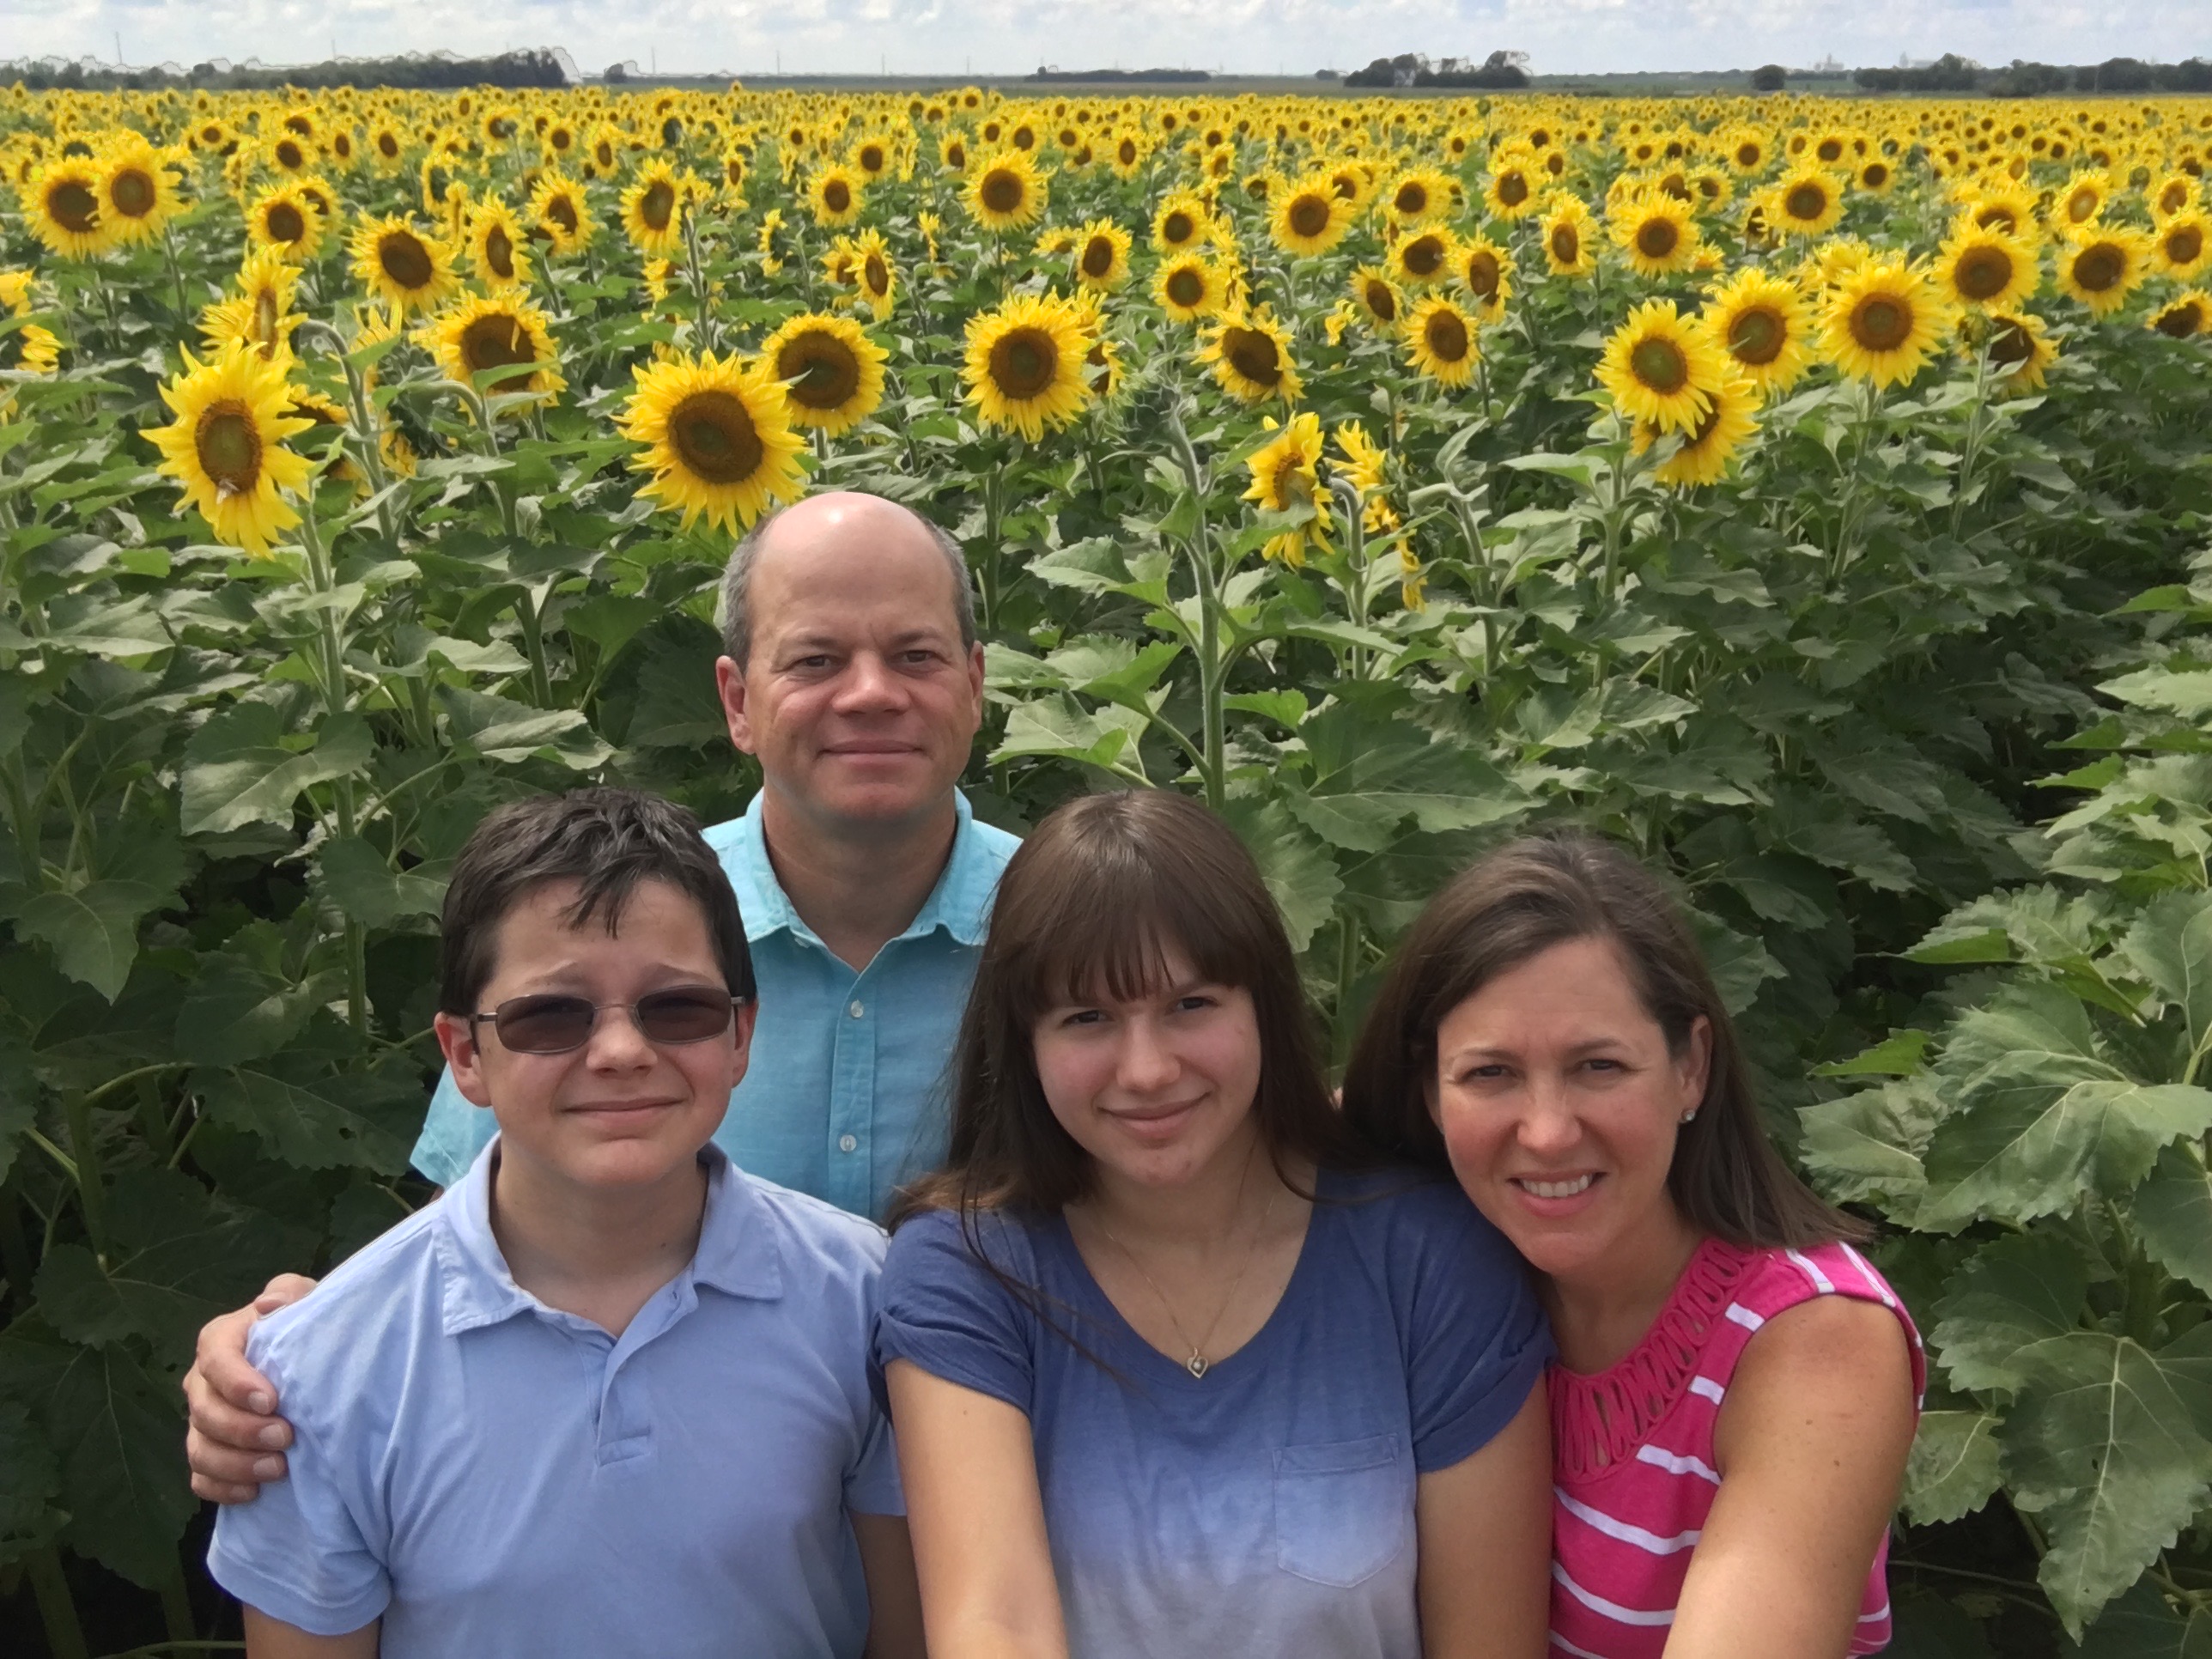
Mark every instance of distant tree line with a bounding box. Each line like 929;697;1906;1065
1;48;574;92
1342;52;1529;89
1028;68;1212;82
1854;53;2212;94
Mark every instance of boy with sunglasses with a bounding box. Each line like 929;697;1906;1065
207;789;923;1658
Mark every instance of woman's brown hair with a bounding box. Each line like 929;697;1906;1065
890;789;1376;1230
1340;830;1864;1251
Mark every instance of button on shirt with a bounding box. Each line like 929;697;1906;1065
208;1140;902;1657
409;790;1019;1219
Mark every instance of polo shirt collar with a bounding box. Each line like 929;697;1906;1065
434;1138;784;1337
726;788;999;951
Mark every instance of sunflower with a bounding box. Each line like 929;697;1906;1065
1330;420;1399;534
2152;173;2202;222
1403;295;1480;388
95;134;179;246
1243;411;1328;566
1085;333;1124;400
851;228;897;322
938;131;972;175
1612;190;1701;278
1983;311;2059;389
349;216;459;316
199;246;301;364
139;342;315;557
2056;224;2152;317
761;311;890;436
1348;265;1404;331
422;295;565;405
1633;374;1759;489
965;291;1095;439
1271;174;1349;258
618;349;806;533
1154;254;1229;323
1770;167;1844;238
1821;259;1951;387
2057;171;2109;229
1152;191;1212;253
1966;187;2039;241
2155;210;2211;281
368;122;409;171
21;158;112;258
1072;220;1133;293
0;269;59;376
2150;290;2211;340
966;150;1047;232
805;162;865;229
529;172;595;255
1457;235;1513;319
467;198;533;289
1540;196;1597;278
1390;228;1458;289
621;159;688;254
1597;300;1727;434
1699;268;1813;396
1936;222;2039;313
1484;149;1541;220
1383;167;1453;226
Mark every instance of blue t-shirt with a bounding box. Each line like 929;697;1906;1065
209;1141;902;1658
872;1168;1552;1659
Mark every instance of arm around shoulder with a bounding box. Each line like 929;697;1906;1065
1668;1294;1918;1659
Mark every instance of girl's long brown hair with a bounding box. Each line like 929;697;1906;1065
1340;831;1865;1251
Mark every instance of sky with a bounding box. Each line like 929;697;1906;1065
14;0;2209;82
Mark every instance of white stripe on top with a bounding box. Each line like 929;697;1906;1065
1785;1247;1835;1295
1688;1375;1726;1404
1724;1303;1764;1331
1557;1488;1702;1555
1635;1443;1721;1484
1553;1561;1678;1627
1551;1633;1614;1659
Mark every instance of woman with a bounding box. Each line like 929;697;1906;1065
873;790;1553;1659
1342;833;1923;1659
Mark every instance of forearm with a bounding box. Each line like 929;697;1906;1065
243;1607;378;1658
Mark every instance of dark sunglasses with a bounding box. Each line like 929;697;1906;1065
470;987;745;1055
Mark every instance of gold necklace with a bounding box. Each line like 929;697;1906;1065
1091;1160;1278;1380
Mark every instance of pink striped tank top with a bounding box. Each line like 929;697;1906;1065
1547;1237;1924;1658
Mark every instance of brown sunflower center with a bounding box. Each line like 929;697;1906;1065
1956;246;2013;300
1550;224;1580;266
109;168;155;218
865;253;890;296
1496;172;1528;207
484;225;515;279
1288;195;1331;239
989;326;1060;400
545;195;579;234
823;179;851;214
981;171;1024;214
1816;138;1844;163
1727;306;1784;366
459;313;538;391
1364;281;1397;321
2155;300;2205;339
641;181;676;231
2166;225;2204;265
1163;210;1194;244
1784;182;1828;222
2072;244;2124;292
276;140;303;170
1636;218;1680;259
378;132;400;158
1850;295;1911;351
253;289;282;354
194;400;262;494
1976;205;2018;234
1989;319;2035;366
1630;337;1690;395
1081;237;1115;278
1425;310;1470;363
49;181;99;233
1223;326;1282;388
379;231;434;290
1863;163;1890;188
1118;140;1138;165
670;390;765;484
860;144;884;173
1403;235;1444;277
1165;267;1205;307
779;333;861;410
1464;250;1501;298
947;143;969;170
1394;182;1427;216
1736;143;1761;168
2066;190;2098;223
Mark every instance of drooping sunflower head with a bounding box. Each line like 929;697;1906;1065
22;157;112;258
1390;227;1458;289
1243;410;1324;514
1152;190;1212;254
2149;289;2211;341
621;159;690;253
618;349;807;533
422;295;566;406
1072;219;1132;292
964;291;1096;440
1403;295;1480;388
762;310;890;437
1936;222;2039;313
1632;374;1759;489
349;215;459;317
1597;299;1729;434
966;150;1047;232
199;246;301;364
1540;196;1595;279
1611;189;1700;278
467;198;532;289
1271;175;1347;258
1770;166;1845;238
138;341;317;557
1198;310;1302;407
1820;258;1952;388
1981;310;2059;390
2056;224;2152;317
1153;253;1228;324
1698;267;1813;397
1348;265;1403;331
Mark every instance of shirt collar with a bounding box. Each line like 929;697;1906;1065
434;1138;783;1337
722;788;1000;951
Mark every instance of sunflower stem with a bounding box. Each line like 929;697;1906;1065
1166;409;1225;810
1951;339;1993;541
161;222;191;325
301;501;372;1036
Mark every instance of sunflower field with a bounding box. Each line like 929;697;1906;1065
4;72;2212;1653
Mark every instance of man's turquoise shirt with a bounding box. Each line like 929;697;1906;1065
409;791;1019;1219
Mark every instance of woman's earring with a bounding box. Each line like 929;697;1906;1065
1680;1108;1698;1124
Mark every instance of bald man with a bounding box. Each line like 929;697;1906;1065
185;493;1018;1504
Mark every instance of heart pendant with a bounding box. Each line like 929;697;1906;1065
1186;1354;1210;1378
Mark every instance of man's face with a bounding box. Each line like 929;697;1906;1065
718;495;985;834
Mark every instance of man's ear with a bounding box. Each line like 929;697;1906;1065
434;1011;495;1108
716;655;756;756
963;640;986;721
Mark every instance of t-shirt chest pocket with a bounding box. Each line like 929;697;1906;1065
1271;1433;1416;1589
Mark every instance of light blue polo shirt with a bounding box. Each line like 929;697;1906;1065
208;1139;902;1657
410;789;1020;1218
